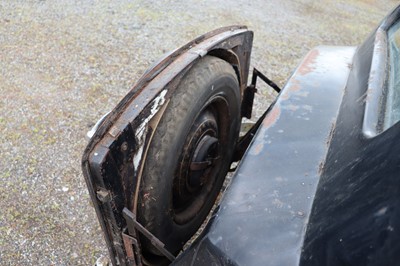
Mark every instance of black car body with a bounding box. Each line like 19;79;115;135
82;5;400;266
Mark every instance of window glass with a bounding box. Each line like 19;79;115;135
384;21;400;129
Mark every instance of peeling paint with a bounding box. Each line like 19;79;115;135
280;93;290;101
262;105;281;129
298;49;320;76
133;89;168;170
287;79;301;93
253;142;264;155
297;91;310;98
191;49;207;57
133;143;145;170
285;104;300;111
249;106;281;156
302;105;313;112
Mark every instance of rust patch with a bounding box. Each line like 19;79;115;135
253;142;264;155
280;78;301;101
262;105;281;129
298;49;320;76
250;106;282;156
280;92;290;100
287;79;301;93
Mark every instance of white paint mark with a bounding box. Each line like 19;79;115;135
133;89;168;170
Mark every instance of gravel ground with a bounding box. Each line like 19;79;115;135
0;0;397;265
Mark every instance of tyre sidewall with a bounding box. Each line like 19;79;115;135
138;57;241;255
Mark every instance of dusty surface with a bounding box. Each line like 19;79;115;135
0;0;397;265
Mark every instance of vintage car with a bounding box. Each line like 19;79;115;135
82;4;400;266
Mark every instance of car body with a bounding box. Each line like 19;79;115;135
82;5;400;266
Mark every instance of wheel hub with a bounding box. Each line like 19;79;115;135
189;135;219;188
172;108;222;223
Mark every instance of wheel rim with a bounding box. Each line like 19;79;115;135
172;97;230;224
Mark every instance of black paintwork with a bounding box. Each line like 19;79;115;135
301;7;400;265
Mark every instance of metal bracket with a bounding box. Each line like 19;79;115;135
251;68;281;93
122;208;176;263
122;232;142;266
241;68;281;119
235;68;281;161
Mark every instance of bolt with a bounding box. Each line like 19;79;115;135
96;188;111;203
121;142;128;151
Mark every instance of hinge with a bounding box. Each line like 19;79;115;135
122;232;142;266
122;208;176;263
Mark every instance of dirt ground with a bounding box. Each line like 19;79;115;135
0;0;397;265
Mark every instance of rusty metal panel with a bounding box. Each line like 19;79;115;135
81;26;253;265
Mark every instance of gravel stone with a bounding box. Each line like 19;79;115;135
0;0;397;265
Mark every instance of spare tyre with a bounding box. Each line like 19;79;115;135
137;55;241;263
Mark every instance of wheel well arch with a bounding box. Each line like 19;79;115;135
208;48;242;90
